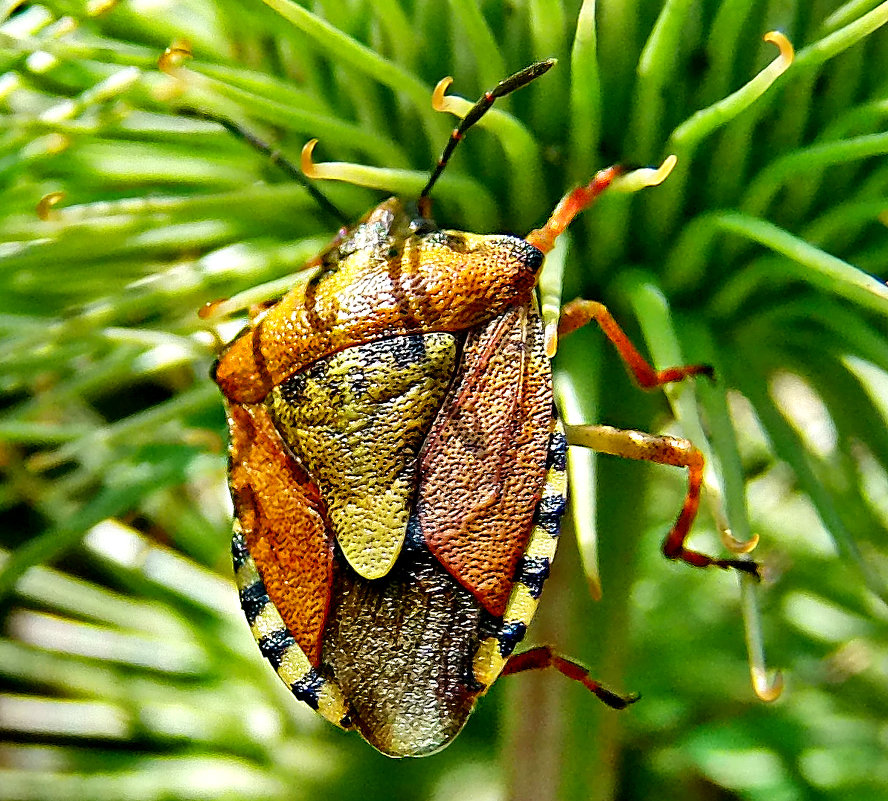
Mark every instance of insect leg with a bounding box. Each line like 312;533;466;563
525;158;675;254
565;423;759;576
558;298;713;388
501;646;638;709
526;166;622;254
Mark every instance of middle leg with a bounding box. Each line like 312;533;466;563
565;423;758;576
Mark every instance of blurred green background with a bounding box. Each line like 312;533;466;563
1;1;887;799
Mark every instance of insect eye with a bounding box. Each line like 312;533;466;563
409;217;438;236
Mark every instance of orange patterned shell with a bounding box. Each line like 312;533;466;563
226;402;333;665
213;198;543;403
217;197;550;676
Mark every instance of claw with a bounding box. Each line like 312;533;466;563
720;557;761;579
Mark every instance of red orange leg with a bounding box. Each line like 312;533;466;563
558;299;713;388
526;167;623;254
565;424;759;576
501;646;638;709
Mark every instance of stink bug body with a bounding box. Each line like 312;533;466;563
212;61;756;757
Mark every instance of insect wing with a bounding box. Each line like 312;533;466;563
226;402;333;666
417;305;554;616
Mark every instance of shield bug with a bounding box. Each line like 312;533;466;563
211;60;758;757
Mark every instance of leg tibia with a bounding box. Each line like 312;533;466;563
565;424;759;576
558;299;713;389
501;646;638;709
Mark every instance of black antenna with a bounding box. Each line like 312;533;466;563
419;59;556;206
181;110;349;225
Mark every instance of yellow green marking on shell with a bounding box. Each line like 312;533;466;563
270;333;457;580
473;420;568;688
232;527;350;728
